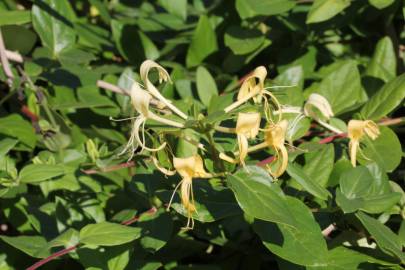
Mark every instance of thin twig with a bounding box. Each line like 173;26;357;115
5;50;23;63
81;161;135;174
0;29;14;87
322;223;336;237
97;80;169;112
26;207;158;270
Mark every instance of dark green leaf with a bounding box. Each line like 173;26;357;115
19;164;66;183
306;0;351;24
196;66;218;106
32;0;76;56
186;15;218;67
361;74;405;120
356;212;405;263
286;163;331;200
79;222;142;246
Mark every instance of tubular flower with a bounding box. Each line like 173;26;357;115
304;93;333;120
224;66;281;124
304;93;343;134
235;112;261;165
237;66;267;103
169;155;213;229
140;60;188;120
347;120;380;167
264;120;289;178
120;83;183;158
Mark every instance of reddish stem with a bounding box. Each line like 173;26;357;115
26;245;77;270
81;161;135;175
26;207;157;270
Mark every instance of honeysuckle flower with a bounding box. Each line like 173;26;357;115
120;83;184;159
304;93;333;120
264;120;289;178
235;112;261;165
140;60;188;120
168;155;213;229
348;120;380;167
304;93;343;134
224;66;285;125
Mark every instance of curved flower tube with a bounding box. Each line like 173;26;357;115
224;66;267;113
169;155;213;229
140;60;188;120
348;120;380;167
264;120;289;178
224;66;284;125
120;83;184;158
235;112;261;165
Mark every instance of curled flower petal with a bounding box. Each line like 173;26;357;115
237;66;267;102
140;60;188;119
348;120;380;167
304;93;334;120
264;120;289;178
224;66;267;113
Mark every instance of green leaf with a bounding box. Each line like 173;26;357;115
336;166;401;213
0;114;36;149
312;60;367;115
0;138;18;157
224;26;265;55
79;222;142;246
111;20;159;64
235;0;296;19
356;212;405;263
227;166;297;227
162;180;242;222
358;126;402;172
32;0;77;56
159;0;187;20
138;208;172;252
361;74;405;120
196;66;218;106
306;0;351;24
0;10;31;26
365;37;396;82
307;246;396;269
19;164;66;183
303;144;334;187
186;15;218;67
369;0;395;9
253;196;328;266
286;163;331;200
0;235;50;258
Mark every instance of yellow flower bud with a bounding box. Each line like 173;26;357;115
348;120;380;167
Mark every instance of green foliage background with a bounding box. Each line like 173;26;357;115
0;0;404;269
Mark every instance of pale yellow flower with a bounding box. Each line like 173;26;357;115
140;60;188;120
264;120;289;178
348;120;380;167
120;83;184;159
304;93;343;134
168;155;212;229
224;66;283;125
235;112;261;165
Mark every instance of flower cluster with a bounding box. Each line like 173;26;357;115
119;60;380;229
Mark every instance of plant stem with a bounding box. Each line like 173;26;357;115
26;207;158;270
